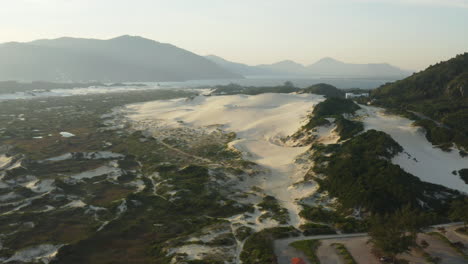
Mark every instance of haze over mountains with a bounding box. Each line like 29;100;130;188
0;35;241;82
205;55;413;78
0;35;412;83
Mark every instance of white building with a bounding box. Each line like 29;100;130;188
345;92;369;99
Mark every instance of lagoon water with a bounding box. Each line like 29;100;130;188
0;76;400;101
158;75;399;89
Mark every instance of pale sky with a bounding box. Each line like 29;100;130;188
1;0;467;70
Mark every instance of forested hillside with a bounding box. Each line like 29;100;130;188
371;53;468;150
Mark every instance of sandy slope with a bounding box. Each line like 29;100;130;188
360;105;468;194
126;93;325;228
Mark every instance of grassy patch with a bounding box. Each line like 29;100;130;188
0;89;259;263
240;227;301;264
258;195;290;224
235;226;254;241
299;222;336;236
334;117;364;140
428;232;468;259
331;243;357;264
302;98;360;131
458;169;468;184
289;239;321;264
299;205;368;233
210;83;299;96
311;130;459;214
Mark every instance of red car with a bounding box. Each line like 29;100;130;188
291;257;306;264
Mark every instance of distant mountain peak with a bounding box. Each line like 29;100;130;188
111;35;143;40
108;35;157;44
272;60;304;67
203;55;412;78
314;57;343;64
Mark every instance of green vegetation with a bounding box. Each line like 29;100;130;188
155;165;250;216
289;239;321;264
368;207;429;263
298;83;344;98
371;53;468;149
449;197;468;231
296;97;362;141
299;205;337;223
312;98;361;119
240;227;301;264
303;97;360;130
334;117;364;140
331;243;357;264
235;226;254;241
311;130;459;213
458;169;468;184
299;205;367;233
258;195;290;224
413;119;465;151
373;53;468;102
299;222;336;236
210;82;299;95
0;89;261;264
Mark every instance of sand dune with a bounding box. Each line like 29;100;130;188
126;93;325;227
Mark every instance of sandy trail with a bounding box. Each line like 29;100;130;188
232;138;310;227
158;138;213;163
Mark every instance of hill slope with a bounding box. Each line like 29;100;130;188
298;83;344;98
204;55;274;76
0;36;241;82
372;53;468;100
372;53;468;150
256;60;308;75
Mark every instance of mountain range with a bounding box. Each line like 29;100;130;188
0;35;412;82
0;35;241;82
205;55;413;78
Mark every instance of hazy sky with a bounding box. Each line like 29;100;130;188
1;0;467;70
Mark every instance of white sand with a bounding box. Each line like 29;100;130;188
59;132;75;138
126;179;145;192
64;200;86;208
25;179;55;193
0;156;22;175
5;244;63;264
0;155;13;170
70;165;122;180
167;244;235;262
315;124;340;145
360;105;468;193
126;93;325;228
44;153;74;161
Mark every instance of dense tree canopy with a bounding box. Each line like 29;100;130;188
371;53;468;149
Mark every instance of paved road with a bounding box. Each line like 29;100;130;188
274;233;367;264
274;222;465;264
